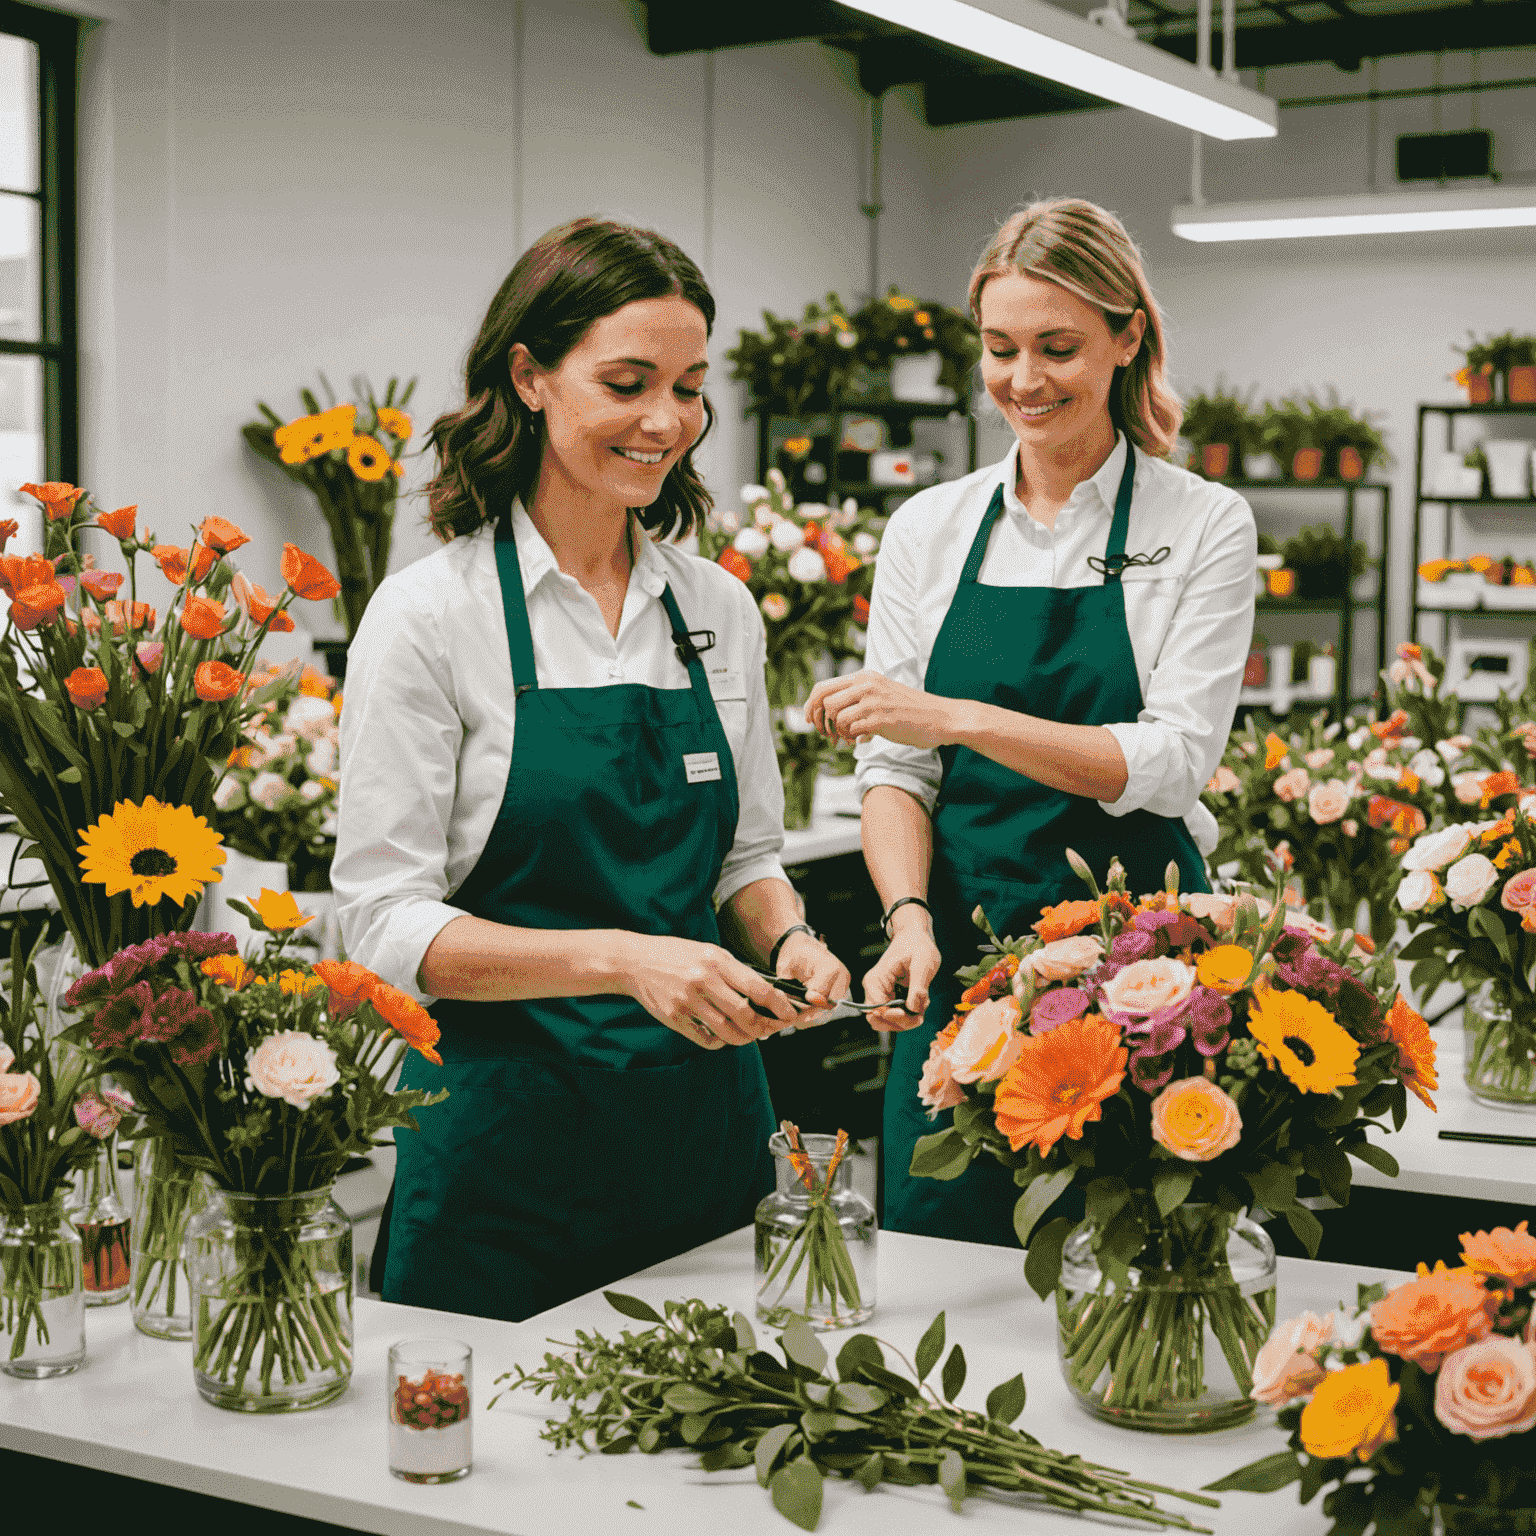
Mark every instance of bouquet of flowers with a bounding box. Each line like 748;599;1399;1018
1212;1223;1536;1533
726;295;864;414
59;895;446;1406
848;287;982;398
0;481;340;967
242;376;414;640
910;855;1432;1427
213;664;340;892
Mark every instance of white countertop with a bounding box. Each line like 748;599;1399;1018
780;773;864;866
2;1227;1408;1536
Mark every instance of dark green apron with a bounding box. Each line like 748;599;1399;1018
376;513;775;1321
883;445;1209;1242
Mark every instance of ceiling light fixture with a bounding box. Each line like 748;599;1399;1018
1172;183;1536;241
839;0;1277;140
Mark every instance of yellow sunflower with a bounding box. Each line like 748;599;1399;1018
346;434;391;482
1245;985;1359;1094
77;797;225;908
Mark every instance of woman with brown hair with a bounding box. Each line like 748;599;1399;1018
805;198;1255;1242
334;218;848;1321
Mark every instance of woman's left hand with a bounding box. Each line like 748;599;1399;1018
775;931;852;1029
804;671;961;750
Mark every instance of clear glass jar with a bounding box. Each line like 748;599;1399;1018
1;1191;86;1379
1463;992;1536;1108
187;1186;353;1412
130;1136;208;1340
755;1130;876;1330
1056;1205;1276;1433
389;1337;472;1483
73;1134;131;1306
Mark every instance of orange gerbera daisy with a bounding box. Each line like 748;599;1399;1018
1383;995;1438;1110
312;959;377;1020
993;1013;1127;1156
368;982;443;1065
1033;899;1100;943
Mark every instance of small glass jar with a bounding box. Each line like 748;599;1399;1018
1463;992;1536;1109
1;1191;86;1378
187;1186;352;1412
130;1136;208;1340
72;1134;131;1306
389;1338;472;1483
755;1130;876;1330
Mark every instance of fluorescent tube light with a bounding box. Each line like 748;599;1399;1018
841;0;1277;140
1172;184;1536;240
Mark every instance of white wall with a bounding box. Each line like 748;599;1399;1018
71;0;941;620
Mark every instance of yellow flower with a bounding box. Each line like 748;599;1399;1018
781;436;813;459
299;666;331;698
1264;732;1288;771
277;968;326;996
346;434;391;482
375;406;412;439
201;955;253;990
1299;1358;1399;1461
913;311;931;326
887;294;917;311
77;797;225;909
252;888;315;932
1196;945;1254;996
1246;985;1359;1094
274;403;356;465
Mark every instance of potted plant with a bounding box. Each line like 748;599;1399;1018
1302;389;1389;481
1507;335;1536;403
726;295;867;415
1280;523;1370;601
1462;331;1536;403
1258;397;1322;481
1180;382;1257;480
848;288;981;403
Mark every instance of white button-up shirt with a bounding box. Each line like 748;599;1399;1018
854;435;1256;853
333;503;788;1002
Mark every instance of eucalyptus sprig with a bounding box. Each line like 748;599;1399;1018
496;1291;1219;1533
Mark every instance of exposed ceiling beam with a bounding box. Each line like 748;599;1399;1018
642;0;857;56
924;71;1109;125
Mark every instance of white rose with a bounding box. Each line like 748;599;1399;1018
787;547;828;583
1401;824;1473;871
249;771;291;811
852;532;879;556
305;736;338;776
1395;870;1443;913
732;526;770;559
717;510;741;534
246;1030;339;1110
299;778;328;802
740;483;769;505
1445;852;1499;909
753;505;773;529
213;776;246;812
1408;749;1446;787
284;696;335;741
1304;748;1336;771
319;811;338;838
797;503;832;521
1438;736;1472;763
1098;957;1196;1016
769;519;806;553
1346;729;1368;751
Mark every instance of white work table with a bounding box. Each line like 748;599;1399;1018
2;1227;1407;1536
780;773;863;866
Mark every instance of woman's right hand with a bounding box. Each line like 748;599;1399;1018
860;909;941;1032
621;935;804;1050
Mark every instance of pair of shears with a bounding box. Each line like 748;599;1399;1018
748;969;921;1018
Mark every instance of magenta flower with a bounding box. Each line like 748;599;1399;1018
1031;987;1093;1034
73;1090;125;1139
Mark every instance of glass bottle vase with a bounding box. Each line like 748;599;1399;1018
1;1192;86;1378
130;1136;208;1340
73;1134;131;1306
1463;993;1536;1108
755;1130;876;1331
187;1186;353;1412
1055;1205;1277;1433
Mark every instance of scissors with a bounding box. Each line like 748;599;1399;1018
748;969;921;1018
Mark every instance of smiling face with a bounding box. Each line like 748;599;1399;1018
511;294;709;515
977;271;1144;459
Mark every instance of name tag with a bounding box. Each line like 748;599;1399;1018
683;751;722;784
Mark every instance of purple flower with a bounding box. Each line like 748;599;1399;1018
1132;910;1183;934
1187;988;1233;1056
1031;987;1092;1034
87;982;155;1050
135;987;208;1045
172;931;238;961
64;962;114;1008
1110;927;1157;965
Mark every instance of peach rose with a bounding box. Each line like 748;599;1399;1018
1434;1337;1536;1441
1250;1310;1335;1405
1459;1221;1536;1288
1098;957;1196;1017
1304;748;1336;771
1184;892;1236;928
1150;1077;1242;1161
1454;771;1490;805
1027;934;1103;982
1308;778;1352;825
0;1043;12;1073
245;1030;339;1109
0;1070;42;1125
1273;767;1311;802
1206;765;1240;793
1501;870;1536;914
1370;1270;1496;1372
918;1039;964;1114
947;995;1026;1085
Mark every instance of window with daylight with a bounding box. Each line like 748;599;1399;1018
0;1;78;558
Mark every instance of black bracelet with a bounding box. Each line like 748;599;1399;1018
767;923;817;973
882;895;932;938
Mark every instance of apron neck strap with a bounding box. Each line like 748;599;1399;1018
958;483;1006;586
658;583;715;712
1099;439;1136;585
494;511;539;694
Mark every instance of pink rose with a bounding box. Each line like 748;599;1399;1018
1184;892;1236;929
1502;869;1536;913
245;1030;339;1109
73;1090;124;1139
1434;1337;1536;1441
1150;1077;1243;1161
1207;765;1240;793
1273;767;1311;802
1304;748;1336;771
1027;934;1103;982
946;996;1025;1085
1098;957;1196;1017
918;1040;964;1114
1308;778;1352;825
0;1071;41;1126
1250;1311;1335;1405
1342;819;1359;837
134;640;164;675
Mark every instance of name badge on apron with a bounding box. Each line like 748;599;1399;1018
683;751;722;784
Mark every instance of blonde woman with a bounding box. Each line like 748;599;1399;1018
805;198;1256;1241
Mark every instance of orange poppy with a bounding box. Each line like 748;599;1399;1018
198;515;249;555
194;660;244;702
200;955;253;990
20;481;84;520
151;543;215;584
1480;770;1520;807
299;666;331;698
717;548;751;582
251;888;313;932
280;542;341;601
79;570;124;601
104;600;155;634
0;518;17;552
179;594;227;640
993;1012;1127;1156
1;555;68;629
1263;732;1288;771
1383;995;1438;1110
368;981;444;1065
95;505;137;540
852;594;870;624
65;666;109;710
312;959;377;1020
1033;898;1100;944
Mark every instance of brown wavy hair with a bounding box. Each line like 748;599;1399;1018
424;218;717;541
968;198;1181;457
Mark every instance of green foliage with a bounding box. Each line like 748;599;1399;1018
1180;381;1259;454
848;289;982;397
1460;330;1536;373
1280;523;1371;599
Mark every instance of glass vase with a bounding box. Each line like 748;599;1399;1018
1463;994;1536;1108
73;1134;131;1306
1055;1205;1276;1433
130;1136;207;1340
781;759;820;831
187;1186;353;1412
755;1130;876;1330
1;1192;86;1378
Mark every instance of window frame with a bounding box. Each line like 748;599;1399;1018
0;0;79;484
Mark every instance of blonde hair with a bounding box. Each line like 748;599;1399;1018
968;198;1181;458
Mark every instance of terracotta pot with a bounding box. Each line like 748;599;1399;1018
1508;365;1536;404
1336;446;1365;482
1200;442;1232;479
1465;374;1495;405
1265;568;1297;598
1291;447;1324;481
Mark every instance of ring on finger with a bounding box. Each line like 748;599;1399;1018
691;1017;717;1040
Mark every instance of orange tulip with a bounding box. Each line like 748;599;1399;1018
280;542;341;601
194;660;244;701
179;594;227;639
95;505;137;540
0;518;17;552
104;600;156;634
198;515;249;554
19;481;84;520
65;666;109;710
79;570;124;601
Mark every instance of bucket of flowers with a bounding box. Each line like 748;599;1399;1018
909;854;1432;1433
59;894;447;1411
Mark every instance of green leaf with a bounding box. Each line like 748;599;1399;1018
829;1381;885;1415
1013;1166;1073;1246
1468;905;1513;964
604;1291;663;1325
1024;1215;1075;1300
854;1452;883;1492
755;1423;797;1487
733;1310;757;1351
664;1383;726;1413
938;1448;967;1512
909;1128;973;1182
985;1373;1026;1425
626;1499;644;1508
780;1315;829;1376
1204;1449;1305;1493
1083;1174;1131;1229
941;1343;967;1403
57;766;81;784
1285;1202;1325;1257
914;1312;946;1382
770;1458;824;1532
1346;1139;1399;1178
835;1334;884;1381
1152;1161;1197;1217
1246;1160;1299;1214
1305;1140;1353;1207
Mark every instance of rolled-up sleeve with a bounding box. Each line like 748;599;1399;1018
1100;493;1256;822
854;520;944;813
332;582;470;999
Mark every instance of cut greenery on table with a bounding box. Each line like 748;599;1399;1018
498;1292;1219;1532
